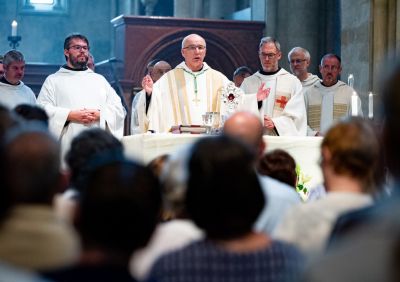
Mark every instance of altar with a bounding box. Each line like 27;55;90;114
122;134;324;188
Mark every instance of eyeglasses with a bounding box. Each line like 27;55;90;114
69;45;89;52
183;45;206;51
259;52;278;59
290;59;307;64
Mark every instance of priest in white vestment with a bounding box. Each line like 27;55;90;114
37;34;126;162
304;54;363;136
0;50;36;109
147;34;261;133
131;61;171;134
288;47;320;92
241;37;307;136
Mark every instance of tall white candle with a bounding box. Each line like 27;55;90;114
368;92;373;119
11;20;17;37
348;74;354;88
351;91;358;116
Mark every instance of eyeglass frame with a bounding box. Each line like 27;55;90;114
68;45;90;52
289;59;307;65
182;45;206;51
259;52;279;59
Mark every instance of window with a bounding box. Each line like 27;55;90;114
19;0;68;15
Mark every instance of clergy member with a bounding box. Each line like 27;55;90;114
131;60;172;134
37;33;126;163
0;50;36;109
241;37;307;136
288;47;320;91
304;53;363;136
147;34;262;133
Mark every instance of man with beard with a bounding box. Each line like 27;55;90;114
304;53;362;136
241;37;307;136
37;34;126;165
0;50;36;109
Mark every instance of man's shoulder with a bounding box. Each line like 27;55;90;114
258;175;301;201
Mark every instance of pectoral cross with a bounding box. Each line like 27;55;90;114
193;90;201;106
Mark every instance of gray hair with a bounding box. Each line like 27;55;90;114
288;47;311;62
259;37;281;52
181;34;206;49
3;50;24;66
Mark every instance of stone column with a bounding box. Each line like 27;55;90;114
174;0;193;17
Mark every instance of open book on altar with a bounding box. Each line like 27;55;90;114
170;125;208;134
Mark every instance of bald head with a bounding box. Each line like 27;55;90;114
223;112;265;157
151;60;172;82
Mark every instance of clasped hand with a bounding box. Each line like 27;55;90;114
68;108;100;124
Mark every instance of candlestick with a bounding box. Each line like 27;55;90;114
348;74;354;88
368;92;373;119
351;91;358;116
11;20;17;37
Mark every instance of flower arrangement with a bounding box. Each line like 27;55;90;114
296;164;312;201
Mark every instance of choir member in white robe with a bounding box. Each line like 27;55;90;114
37;34;126;162
288;46;320;92
304;53;363;136
0;50;36;109
131;61;171;134
241;37;307;136
147;34;261;133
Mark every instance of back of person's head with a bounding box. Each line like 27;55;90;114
321;117;379;193
258;149;297;188
13;104;49;128
65;128;124;192
2;50;24;67
223;111;264;157
147;154;169;179
76;160;161;260
4;124;61;205
186;136;264;240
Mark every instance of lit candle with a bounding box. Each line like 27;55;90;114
351;91;358;116
368;92;373;119
11;20;18;37
348;74;354;88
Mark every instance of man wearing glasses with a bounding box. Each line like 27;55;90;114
304;54;362;136
147;33;260;133
37;33;126;164
241;37;307;136
288;47;319;91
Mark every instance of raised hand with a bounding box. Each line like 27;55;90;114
142;74;154;95
257;82;270;101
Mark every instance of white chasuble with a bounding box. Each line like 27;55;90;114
147;62;258;133
241;68;307;136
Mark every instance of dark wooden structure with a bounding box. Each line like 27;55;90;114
110;15;265;106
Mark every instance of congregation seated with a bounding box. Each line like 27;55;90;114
55;128;124;222
147;136;303;282
0;124;80;271
130;150;204;280
273;117;380;260
44;159;161;282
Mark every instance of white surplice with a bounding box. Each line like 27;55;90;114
241;68;307;136
0;81;36;109
37;67;126;161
